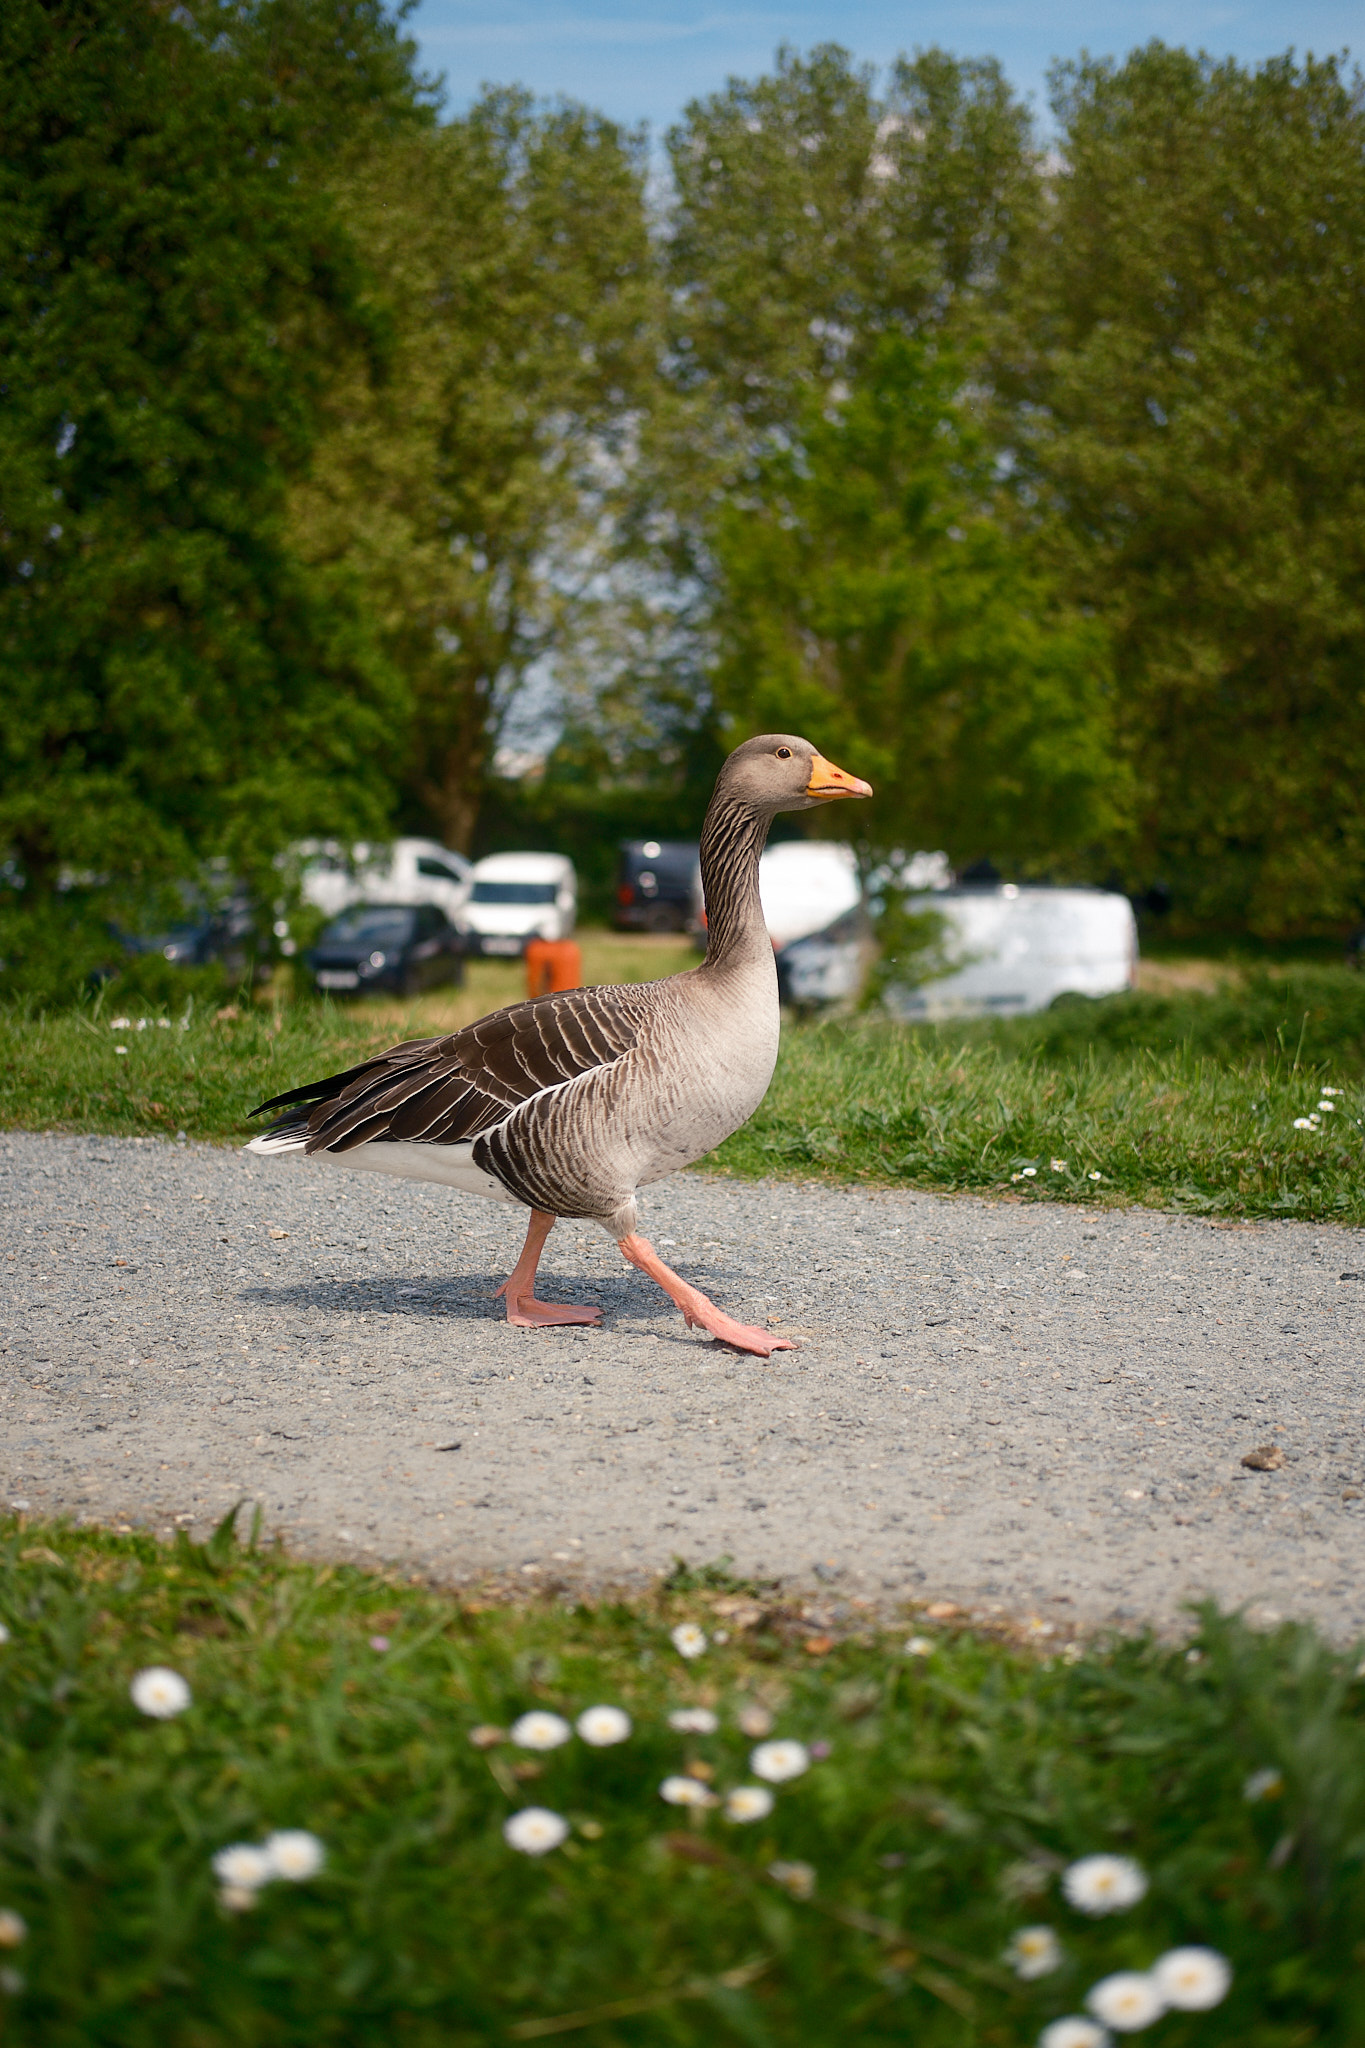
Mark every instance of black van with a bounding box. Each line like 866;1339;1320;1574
614;840;700;933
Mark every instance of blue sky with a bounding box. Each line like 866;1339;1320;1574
410;0;1359;134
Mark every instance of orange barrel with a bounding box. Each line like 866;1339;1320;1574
525;938;582;997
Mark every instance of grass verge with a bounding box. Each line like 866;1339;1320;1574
1;1516;1363;2045
2;961;1365;1222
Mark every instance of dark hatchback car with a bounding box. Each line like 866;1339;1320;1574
614;840;700;933
308;904;463;998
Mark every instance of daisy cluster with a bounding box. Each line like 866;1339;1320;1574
1009;1855;1232;2043
212;1831;326;1911
1293;1085;1344;1131
499;1625;818;1858
1010;1161;1105;1184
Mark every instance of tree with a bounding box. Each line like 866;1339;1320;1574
707;336;1127;870
288;91;657;853
665;42;1036;432
0;0;427;983
1002;45;1365;933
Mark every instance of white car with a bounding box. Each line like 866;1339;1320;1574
884;885;1137;1020
463;852;577;957
757;841;861;947
299;839;472;930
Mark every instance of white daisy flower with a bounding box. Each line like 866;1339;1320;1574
768;1859;815;1898
509;1711;572;1750
1051;1158;1068;1172
659;1775;718;1807
576;1705;632;1746
1022;1166;1037;1177
217;1885;258;1913
114;1045;128;1055
904;1635;935;1657
670;1623;707;1659
1039;2021;1111;2048
129;1667;191;1719
724;1785;774;1823
751;1740;810;1783
1005;1925;1063;1979
1086;1970;1166;2031
736;1703;773;1737
0;1912;26;1949
109;1018;131;1030
1243;1767;1284;1802
211;1844;274;1891
0;1626;10;1646
1152;1947;1232;2010
668;1707;719;1733
1088;1171;1102;1181
1321;1086;1343;1096
264;1830;324;1881
1293;1117;1316;1130
503;1807;569;1855
1317;1100;1337;1112
1062;1854;1148;1915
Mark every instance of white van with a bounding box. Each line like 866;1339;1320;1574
758;841;861;948
885;886;1137;1020
463;852;577;957
299;839;472;930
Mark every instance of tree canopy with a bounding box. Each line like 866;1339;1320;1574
0;0;428;968
3;21;1365;977
1002;44;1365;931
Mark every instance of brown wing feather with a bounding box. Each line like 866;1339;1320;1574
251;983;652;1154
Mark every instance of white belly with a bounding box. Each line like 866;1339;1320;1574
244;1132;513;1201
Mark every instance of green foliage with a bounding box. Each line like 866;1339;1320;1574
1005;46;1365;932
291;91;657;853
708;337;1128;870
0;0;426;971
1;1518;1363;2043
666;44;1034;426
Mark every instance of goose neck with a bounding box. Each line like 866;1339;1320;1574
699;791;772;966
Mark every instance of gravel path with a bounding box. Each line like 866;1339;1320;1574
3;1130;1364;1637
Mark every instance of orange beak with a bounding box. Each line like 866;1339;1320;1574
806;751;873;802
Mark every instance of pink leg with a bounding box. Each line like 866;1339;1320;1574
617;1234;794;1359
496;1208;602;1329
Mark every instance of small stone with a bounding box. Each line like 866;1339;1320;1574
925;1600;959;1620
1342;1487;1362;1501
1241;1444;1285;1471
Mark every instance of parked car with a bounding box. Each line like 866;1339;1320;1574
884;885;1138;1020
117;886;258;980
298;839;473;931
462;853;577;957
307;903;463;998
615;840;701;933
765;847;956;1007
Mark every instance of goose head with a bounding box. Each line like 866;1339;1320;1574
719;734;873;814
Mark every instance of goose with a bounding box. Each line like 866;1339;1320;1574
247;735;871;1357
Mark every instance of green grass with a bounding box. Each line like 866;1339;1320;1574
713;1019;1365;1222
3;966;1365;1221
2;1515;1363;2045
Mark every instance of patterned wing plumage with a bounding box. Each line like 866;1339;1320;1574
251;984;650;1155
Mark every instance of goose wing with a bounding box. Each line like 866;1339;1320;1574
251;982;655;1155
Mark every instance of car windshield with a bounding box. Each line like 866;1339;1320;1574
322;908;415;945
470;881;558;906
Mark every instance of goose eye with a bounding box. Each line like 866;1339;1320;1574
775;746;792;760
